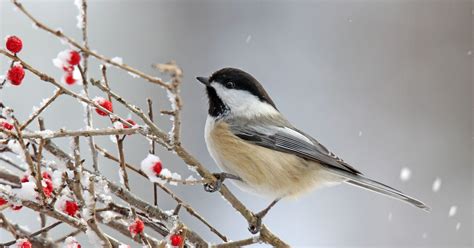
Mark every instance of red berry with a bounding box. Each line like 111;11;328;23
42;179;54;197
0;197;7;206
68;51;81;66
7;65;25;86
20;175;29;183
64;200;79;216
170;234;183;246
94;98;113;116
17;239;32;248
64;72;76;85
152;161;162;175
42;171;51;180
0;121;13;130
124;118;136;128
128;218;144;236
5;36;22;54
11;205;22;211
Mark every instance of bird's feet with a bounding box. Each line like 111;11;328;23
203;172;241;193
247;199;280;234
248;213;264;234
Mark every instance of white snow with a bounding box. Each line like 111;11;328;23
52;169;64;189
245;35;252;43
65;236;81;248
113;121;124;129
448;205;457;217
74;0;84;29
97;193;113;205
160;168;172;179
186;175;196;181
421;232;428;239
140;153;162;178
387;212;392;222
118;245;130;248
15;181;37;201
76;15;84;30
72;66;83;84
53;50;73;69
110;57;123;66
358;131;362;137
100;211;118;224
399;167;411;182
169;172;182;186
455;222;461;231
118;169;125;185
38;129;55;139
127;71;139;78
431;178;442;192
468;50;472;56
54;194;73;215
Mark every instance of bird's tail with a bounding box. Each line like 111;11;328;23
326;168;430;211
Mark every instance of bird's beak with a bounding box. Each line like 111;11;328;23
196;76;210;86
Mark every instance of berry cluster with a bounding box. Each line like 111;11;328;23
53;49;82;85
93;97;113;116
128;218;145;237
15;238;32;248
4;36;26;86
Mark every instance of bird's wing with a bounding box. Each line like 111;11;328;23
229;124;362;175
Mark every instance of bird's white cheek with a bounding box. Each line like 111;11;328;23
212;84;279;118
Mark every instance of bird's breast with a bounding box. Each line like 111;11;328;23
204;116;340;198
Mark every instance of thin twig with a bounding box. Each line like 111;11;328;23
1;126;141;140
12;0;170;89
20;89;62;130
213;237;260;248
95;145;227;242
0;221;62;247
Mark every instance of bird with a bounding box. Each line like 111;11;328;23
196;68;429;233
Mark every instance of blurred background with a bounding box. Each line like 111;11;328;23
0;0;472;247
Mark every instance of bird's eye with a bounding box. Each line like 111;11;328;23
226;81;235;88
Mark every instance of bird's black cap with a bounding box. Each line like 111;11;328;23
201;68;277;109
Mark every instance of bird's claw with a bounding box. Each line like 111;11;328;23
203;174;223;192
248;215;263;234
203;173;241;193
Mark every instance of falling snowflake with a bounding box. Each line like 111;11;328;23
358;131;363;137
400;167;411;182
448;206;457;217
455;222;461;231
432;177;442;192
387;212;392;221
245;35;252;44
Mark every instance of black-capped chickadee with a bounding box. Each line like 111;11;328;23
197;68;429;233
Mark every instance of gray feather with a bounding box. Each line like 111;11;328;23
228;120;430;211
332;169;430;211
229;122;361;174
